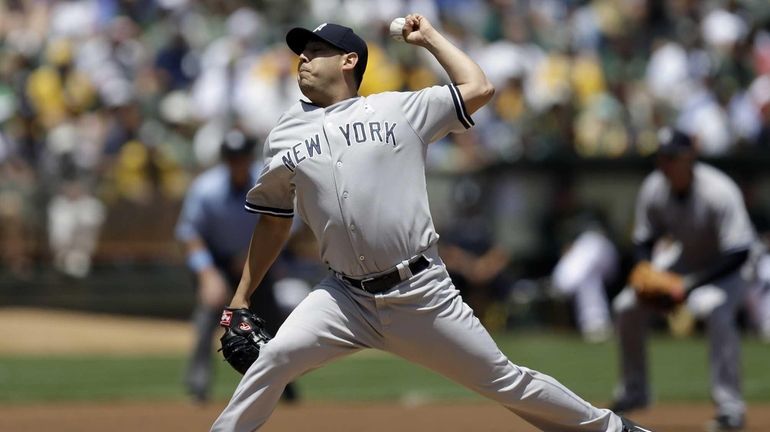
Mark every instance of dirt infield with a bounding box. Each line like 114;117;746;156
0;307;192;355
2;308;769;431
2;401;770;432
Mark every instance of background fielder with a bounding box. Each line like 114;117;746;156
611;128;756;432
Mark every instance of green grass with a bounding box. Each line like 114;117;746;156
1;333;768;403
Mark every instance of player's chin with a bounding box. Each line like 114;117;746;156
298;80;320;98
297;74;311;87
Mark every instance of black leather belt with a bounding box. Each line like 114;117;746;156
342;255;431;294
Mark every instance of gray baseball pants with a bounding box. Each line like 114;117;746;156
211;247;622;431
613;271;747;419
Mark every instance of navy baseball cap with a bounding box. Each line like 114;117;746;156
286;23;368;85
656;127;693;156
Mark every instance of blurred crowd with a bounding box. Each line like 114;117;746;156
1;0;770;279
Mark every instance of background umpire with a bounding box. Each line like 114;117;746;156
175;129;297;403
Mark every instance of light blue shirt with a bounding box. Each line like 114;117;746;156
176;163;261;265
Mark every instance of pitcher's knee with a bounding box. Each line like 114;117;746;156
252;335;322;380
472;362;529;399
255;342;286;366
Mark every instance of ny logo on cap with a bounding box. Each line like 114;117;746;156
314;23;328;32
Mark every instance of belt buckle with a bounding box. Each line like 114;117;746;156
359;276;377;292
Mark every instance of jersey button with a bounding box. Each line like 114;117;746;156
342;191;349;199
359;255;365;261
336;161;343;168
349;224;355;231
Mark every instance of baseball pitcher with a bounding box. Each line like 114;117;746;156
212;14;648;432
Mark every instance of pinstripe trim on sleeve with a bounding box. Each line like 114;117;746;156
449;84;474;129
244;202;294;218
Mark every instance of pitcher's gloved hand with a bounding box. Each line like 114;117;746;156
628;261;686;310
219;308;272;375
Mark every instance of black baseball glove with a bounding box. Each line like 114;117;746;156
218;307;272;375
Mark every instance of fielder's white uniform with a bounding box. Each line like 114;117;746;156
211;85;623;431
613;162;756;420
553;229;618;341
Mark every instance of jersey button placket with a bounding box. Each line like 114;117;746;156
327;113;364;273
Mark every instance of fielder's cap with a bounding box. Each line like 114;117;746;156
220;130;256;159
656;127;693;156
286;23;368;83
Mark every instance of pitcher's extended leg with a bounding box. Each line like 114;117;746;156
382;265;622;431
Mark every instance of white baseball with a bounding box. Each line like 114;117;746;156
389;17;406;42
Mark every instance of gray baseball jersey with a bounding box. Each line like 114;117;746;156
213;84;623;431
633;162;755;273
245;84;472;277
615;161;756;420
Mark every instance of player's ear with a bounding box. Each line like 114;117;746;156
341;52;358;72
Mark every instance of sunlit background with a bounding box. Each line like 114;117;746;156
1;1;770;430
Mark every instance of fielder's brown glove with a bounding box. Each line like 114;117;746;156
628;261;686;310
